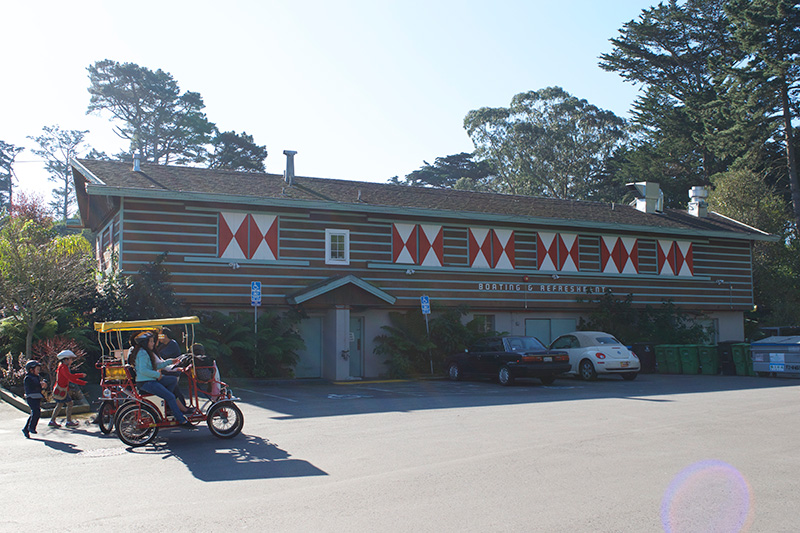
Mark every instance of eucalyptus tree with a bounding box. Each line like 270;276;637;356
392;152;495;191
28;125;89;220
463;87;628;200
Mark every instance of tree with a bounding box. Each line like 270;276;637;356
0;206;94;357
599;0;743;189
726;0;800;232
208;130;268;172
463;87;628;200
390;152;494;190
28;125;89;220
86;59;215;165
0;141;23;211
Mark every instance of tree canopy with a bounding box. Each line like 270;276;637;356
87;59;215;165
0;141;23;211
28;125;90;221
463;86;628;200
0;206;94;356
208;130;268;172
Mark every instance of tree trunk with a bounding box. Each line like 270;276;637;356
780;79;800;234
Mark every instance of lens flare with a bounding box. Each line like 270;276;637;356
661;460;753;533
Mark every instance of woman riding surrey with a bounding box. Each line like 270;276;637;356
130;331;194;428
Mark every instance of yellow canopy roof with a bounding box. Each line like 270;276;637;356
94;316;200;333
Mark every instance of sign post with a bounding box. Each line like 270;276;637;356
421;295;433;375
251;281;261;340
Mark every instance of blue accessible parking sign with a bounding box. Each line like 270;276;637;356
251;281;261;307
420;295;430;315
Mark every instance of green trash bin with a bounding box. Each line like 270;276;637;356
655;345;669;374
698;345;719;375
665;345;682;374
731;343;750;376
680;345;700;374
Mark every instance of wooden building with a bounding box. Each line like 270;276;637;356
72;155;774;380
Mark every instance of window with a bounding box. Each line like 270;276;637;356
325;229;350;265
473;314;495;334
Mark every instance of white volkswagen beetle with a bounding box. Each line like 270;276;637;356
550;331;640;381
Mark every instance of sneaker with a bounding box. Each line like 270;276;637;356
65;421;79;427
180;421;197;429
29;429;37;434
22;428;30;438
48;420;61;428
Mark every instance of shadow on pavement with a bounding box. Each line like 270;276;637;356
233;373;800;421
129;432;327;482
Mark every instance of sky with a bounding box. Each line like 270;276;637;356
1;0;655;205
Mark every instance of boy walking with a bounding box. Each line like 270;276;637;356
22;360;46;438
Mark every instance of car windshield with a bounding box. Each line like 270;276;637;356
507;337;545;351
594;335;621;345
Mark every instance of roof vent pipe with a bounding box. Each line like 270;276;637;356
133;152;141;172
283;150;297;186
688;186;709;218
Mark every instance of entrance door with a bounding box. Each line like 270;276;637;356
525;318;577;346
349;316;364;377
295;317;322;378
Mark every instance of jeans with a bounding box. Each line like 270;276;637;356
25;398;41;432
139;378;187;424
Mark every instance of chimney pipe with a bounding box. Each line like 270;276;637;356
133;153;141;172
283;150;297;186
688;186;708;218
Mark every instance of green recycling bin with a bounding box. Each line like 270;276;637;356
664;345;682;374
698;345;719;375
680;345;700;374
655;345;669;374
731;343;750;376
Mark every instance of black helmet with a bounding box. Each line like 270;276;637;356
25;360;41;371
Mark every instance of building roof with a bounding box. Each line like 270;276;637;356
72;159;774;240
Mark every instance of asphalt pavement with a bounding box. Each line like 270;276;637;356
2;373;799;532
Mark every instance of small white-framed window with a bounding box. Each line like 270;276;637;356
325;229;350;265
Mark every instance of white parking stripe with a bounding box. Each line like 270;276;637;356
236;388;299;402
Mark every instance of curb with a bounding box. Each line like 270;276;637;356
0;387;92;416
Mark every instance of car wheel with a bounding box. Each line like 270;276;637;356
621;372;638;381
579;359;597;381
540;376;556;386
447;362;461;381
498;365;514;386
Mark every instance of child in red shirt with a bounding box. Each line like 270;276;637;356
48;350;87;428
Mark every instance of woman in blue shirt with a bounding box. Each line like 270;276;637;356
131;331;194;427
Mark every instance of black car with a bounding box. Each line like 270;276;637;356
445;336;571;386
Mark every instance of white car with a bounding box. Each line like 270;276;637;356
550;331;640;381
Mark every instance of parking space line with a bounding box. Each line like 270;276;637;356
237;388;300;402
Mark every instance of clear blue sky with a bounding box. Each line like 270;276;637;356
2;0;654;205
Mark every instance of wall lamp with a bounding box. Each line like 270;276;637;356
405;269;415;275
551;274;560;280
716;279;725;285
228;262;240;270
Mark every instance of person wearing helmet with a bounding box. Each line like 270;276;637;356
132;331;194;428
48;350;87;428
22;360;46;438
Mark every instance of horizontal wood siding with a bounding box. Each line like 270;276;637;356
116;199;755;313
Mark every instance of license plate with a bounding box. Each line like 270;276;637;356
621;362;629;368
544;357;552;362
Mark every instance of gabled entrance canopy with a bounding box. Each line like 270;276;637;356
286;275;396;306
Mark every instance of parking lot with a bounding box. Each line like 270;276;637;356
3;374;799;532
